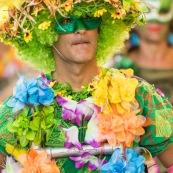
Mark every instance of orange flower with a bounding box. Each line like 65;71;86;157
122;110;146;147
96;111;125;146
18;148;60;173
96;105;147;147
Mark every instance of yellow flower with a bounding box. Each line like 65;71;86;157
49;81;56;88
67;95;72;99
62;1;73;12
38;21;51;30
5;143;27;160
120;68;134;78
32;5;45;16
94;8;107;17
111;8;126;19
0;6;9;29
56;90;66;96
24;31;32;43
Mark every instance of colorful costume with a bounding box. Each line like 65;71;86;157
0;0;173;172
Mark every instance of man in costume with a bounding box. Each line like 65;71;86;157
0;0;173;172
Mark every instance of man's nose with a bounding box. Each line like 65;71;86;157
75;29;86;34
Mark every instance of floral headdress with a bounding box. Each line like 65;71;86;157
0;0;147;73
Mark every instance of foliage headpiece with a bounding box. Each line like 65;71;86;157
0;0;147;73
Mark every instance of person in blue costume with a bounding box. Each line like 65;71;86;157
0;0;173;173
114;0;173;104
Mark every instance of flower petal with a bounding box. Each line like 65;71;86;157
59;126;83;150
85;113;101;148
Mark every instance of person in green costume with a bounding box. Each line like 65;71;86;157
0;0;173;173
114;0;173;104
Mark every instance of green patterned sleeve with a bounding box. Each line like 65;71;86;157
0;97;15;155
136;81;173;157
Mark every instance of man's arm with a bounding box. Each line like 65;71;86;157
157;143;173;168
0;152;6;171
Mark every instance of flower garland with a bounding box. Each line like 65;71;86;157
3;68;153;172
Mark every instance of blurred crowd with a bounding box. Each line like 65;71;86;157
0;43;39;102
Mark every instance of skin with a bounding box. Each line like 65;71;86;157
1;27;173;171
130;21;173;69
53;28;100;91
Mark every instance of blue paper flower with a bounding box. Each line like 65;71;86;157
8;76;54;112
100;148;145;173
101;148;125;173
124;148;145;173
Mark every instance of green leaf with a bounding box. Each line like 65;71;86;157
30;121;39;131
20;135;29;147
123;0;131;11
34;127;42;145
7;123;18;132
42;106;54;114
26;129;35;140
33;116;41;127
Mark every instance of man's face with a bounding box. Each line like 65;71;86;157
54;28;99;64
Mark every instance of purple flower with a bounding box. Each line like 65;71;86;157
41;73;54;85
84;112;101;148
59;126;83;150
8;76;54;112
2;156;22;173
70;152;106;171
56;96;99;126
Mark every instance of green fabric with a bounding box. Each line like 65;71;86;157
55;16;102;33
135;81;173;157
0;97;15;155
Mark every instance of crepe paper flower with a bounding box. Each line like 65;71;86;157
96;111;125;147
1;156;22;173
123;113;146;147
84;112;101;148
101;147;145;173
94;9;107;17
101;148;125;173
124;148;145;173
156;88;165;97
91;69;138;114
24;31;33;43
38;21;51;30
5;143;27;160
41;73;54;85
18;148;60;173
70;152;106;171
59;126;83;150
8;76;54;112
56;96;99;126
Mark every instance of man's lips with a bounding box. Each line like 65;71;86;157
72;40;90;45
